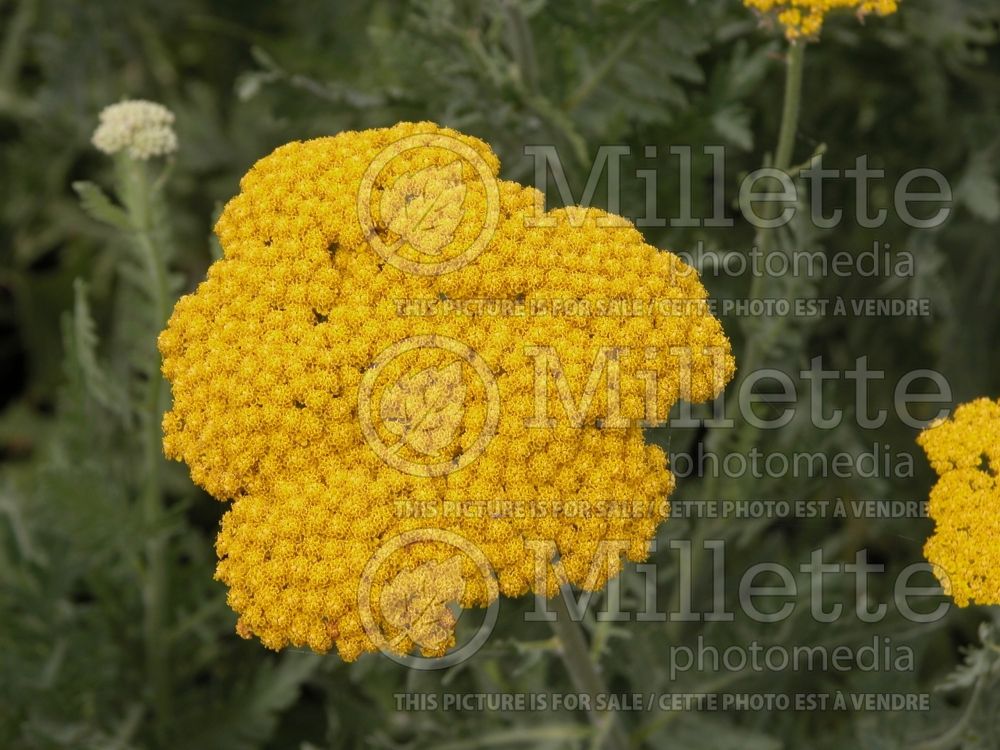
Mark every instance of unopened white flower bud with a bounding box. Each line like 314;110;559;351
92;99;178;160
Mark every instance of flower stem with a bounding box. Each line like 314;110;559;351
739;37;806;406
742;40;805;357
912;673;986;750
503;0;539;94
119;155;172;741
549;593;629;750
774;41;805;174
697;39;807;590
737;40;806;377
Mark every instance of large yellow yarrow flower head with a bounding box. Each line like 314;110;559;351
743;0;898;40
918;397;1000;608
159;122;734;660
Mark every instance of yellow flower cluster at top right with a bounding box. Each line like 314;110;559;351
744;0;898;40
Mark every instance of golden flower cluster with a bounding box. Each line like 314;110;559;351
159;121;734;660
918;398;1000;607
743;0;898;40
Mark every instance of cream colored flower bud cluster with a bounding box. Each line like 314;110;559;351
92;99;178;160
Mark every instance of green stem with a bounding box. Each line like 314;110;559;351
912;674;986;750
733;39;807;393
503;0;538;94
453;24;590;170
549;593;629;750
141;341;170;745
119;155;172;740
773;41;805;174
564;25;641;112
0;0;37;93
741;40;805;366
696;40;807;592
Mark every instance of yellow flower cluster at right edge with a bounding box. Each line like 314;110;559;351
743;0;898;40
918;398;1000;607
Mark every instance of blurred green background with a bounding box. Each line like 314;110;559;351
2;0;1000;748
